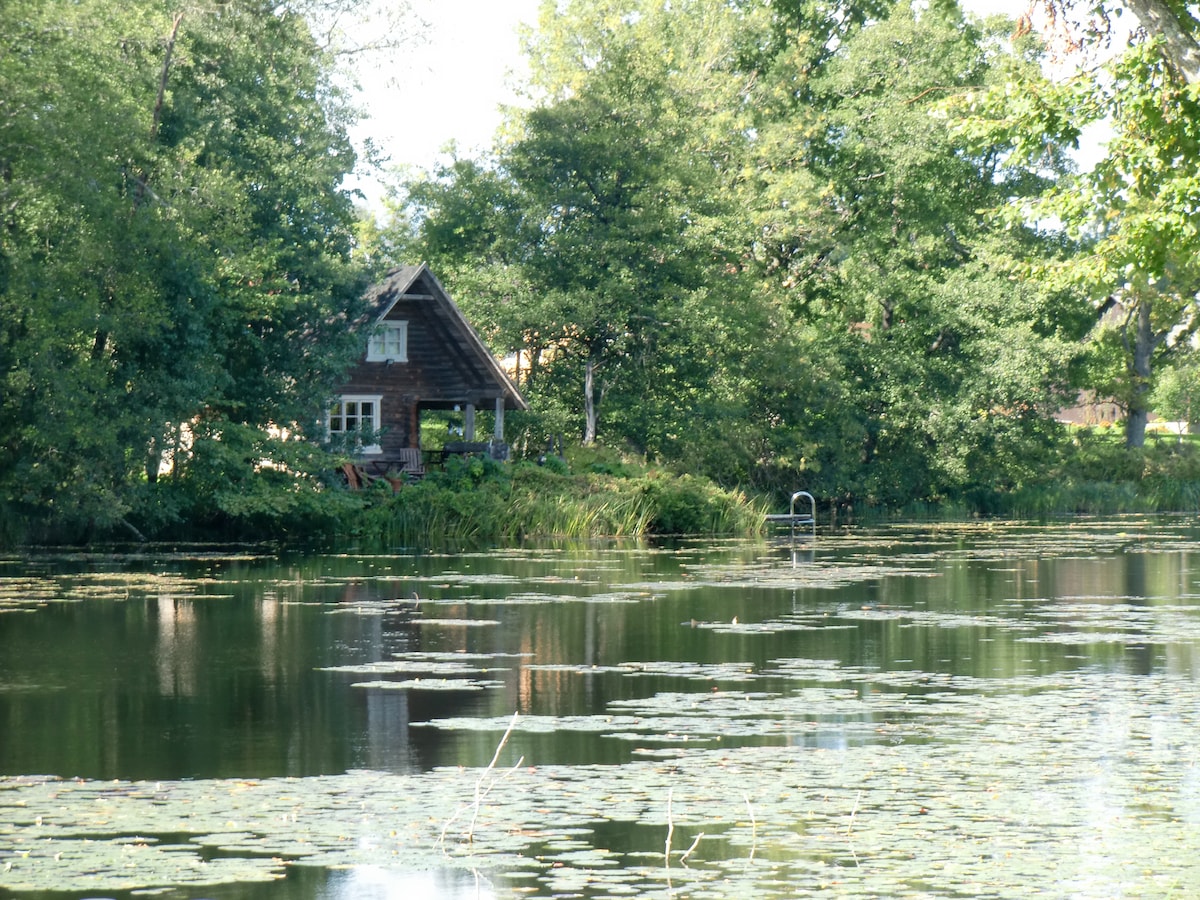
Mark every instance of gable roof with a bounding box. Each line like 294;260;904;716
363;264;529;411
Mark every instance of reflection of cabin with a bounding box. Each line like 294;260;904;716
329;264;528;476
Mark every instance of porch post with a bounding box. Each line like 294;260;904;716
494;397;505;441
464;403;476;441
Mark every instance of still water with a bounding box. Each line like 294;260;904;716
3;518;1200;898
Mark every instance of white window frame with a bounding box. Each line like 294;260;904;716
367;321;408;363
327;394;383;455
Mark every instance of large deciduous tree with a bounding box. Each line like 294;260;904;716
392;0;754;453
738;0;1084;504
963;0;1200;448
0;0;372;539
385;0;1087;507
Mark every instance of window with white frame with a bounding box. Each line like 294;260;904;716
367;321;408;362
327;395;382;454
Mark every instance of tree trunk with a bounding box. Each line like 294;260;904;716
583;356;598;445
1123;0;1200;83
151;14;185;142
1125;298;1154;449
145;436;161;485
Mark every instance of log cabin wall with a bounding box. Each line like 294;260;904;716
336;306;435;458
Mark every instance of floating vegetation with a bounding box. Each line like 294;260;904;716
0;570;228;613
325;601;417;616
414;618;501;628
689;616;858;634
412;589;652;607
524;663;633;676
350;678;503;692
677;560;942;591
319;659;510;677
5;668;1200;898
7;520;1200;897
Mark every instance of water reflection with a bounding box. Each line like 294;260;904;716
3;527;1200;778
4;519;1200;897
319;866;494;900
362;689;417;772
155;595;198;697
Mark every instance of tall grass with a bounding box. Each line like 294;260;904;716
340;463;767;550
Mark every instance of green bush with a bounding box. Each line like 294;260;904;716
332;460;764;550
637;473;761;535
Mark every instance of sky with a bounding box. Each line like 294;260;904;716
347;0;543;208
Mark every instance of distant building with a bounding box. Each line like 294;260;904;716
1055;390;1123;428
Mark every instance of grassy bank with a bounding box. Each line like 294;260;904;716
14;426;1200;548
333;456;767;549
0;448;768;549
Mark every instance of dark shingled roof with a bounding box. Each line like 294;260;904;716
363;263;528;411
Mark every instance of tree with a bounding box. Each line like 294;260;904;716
740;1;1084;503
384;0;1088;510
1034;0;1200;83
0;0;375;539
1150;348;1200;432
393;0;752;453
962;0;1200;448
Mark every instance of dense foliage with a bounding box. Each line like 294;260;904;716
6;0;1200;544
0;0;371;541
956;0;1200;449
330;456;767;549
385;0;1096;512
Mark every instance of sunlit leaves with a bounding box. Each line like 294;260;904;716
951;9;1200;448
0;0;377;538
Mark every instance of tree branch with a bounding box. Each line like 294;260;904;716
151;13;185;143
1122;0;1200;83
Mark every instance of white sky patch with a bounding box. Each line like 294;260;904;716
345;0;541;208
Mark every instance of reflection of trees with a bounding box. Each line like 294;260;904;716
513;602;615;716
1123;552;1153;675
7;535;1200;787
1046;551;1183;675
363;689;417;772
331;579;421;773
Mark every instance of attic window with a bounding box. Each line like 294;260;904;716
367;321;407;363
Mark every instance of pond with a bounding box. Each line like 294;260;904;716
2;517;1200;898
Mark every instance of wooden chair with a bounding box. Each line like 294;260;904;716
340;462;363;489
394;447;425;479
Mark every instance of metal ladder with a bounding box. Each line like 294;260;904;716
765;490;816;542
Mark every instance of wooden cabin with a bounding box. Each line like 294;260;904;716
329;264;528;477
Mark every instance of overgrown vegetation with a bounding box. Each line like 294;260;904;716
55;429;1200;547
939;428;1200;520
96;446;763;548
348;463;764;549
6;0;1200;545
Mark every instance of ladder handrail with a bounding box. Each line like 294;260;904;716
764;490;817;541
790;490;815;522
787;490;816;542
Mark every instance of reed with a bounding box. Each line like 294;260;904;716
439;711;523;852
990;479;1198;518
744;795;757;867
344;462;763;549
